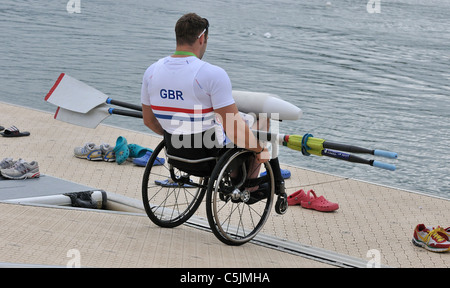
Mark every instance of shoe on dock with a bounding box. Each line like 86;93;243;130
74;142;102;161
0;159;40;180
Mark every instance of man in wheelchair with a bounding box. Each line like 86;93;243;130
141;13;270;198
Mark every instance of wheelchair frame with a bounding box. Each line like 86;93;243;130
142;138;288;246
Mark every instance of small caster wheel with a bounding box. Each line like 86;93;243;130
275;194;288;215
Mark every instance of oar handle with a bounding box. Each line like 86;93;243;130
373;150;398;159
372;161;396;171
106;98;142;111
108;108;143;118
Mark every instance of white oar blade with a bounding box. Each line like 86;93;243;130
45;73;108;114
54;104;111;129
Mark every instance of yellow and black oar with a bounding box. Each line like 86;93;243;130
255;131;397;171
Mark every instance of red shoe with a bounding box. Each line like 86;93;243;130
300;190;339;212
287;189;310;206
412;224;450;252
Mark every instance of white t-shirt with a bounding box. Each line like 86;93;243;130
141;56;235;135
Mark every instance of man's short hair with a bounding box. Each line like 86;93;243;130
175;13;209;46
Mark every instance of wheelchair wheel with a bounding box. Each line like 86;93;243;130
142;140;207;228
206;148;274;245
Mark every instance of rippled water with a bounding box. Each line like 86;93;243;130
1;0;449;199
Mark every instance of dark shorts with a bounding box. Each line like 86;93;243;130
164;129;230;177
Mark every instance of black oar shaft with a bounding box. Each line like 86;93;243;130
109;108;142;118
323;141;373;155
322;149;370;165
107;99;142;111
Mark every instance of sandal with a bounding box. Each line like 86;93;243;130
128;143;153;158
0;126;30;137
133;151;165;167
301;190;339;212
287;189;310;206
113;136;130;165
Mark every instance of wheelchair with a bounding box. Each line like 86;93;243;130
142;131;288;246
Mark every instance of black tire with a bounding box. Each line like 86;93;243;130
206;148;274;245
142;140;207;228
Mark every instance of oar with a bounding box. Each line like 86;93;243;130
254;131;397;171
45;73;142;113
321;148;396;171
50;96;397;171
282;134;397;159
54;104;142;129
45;74;302;121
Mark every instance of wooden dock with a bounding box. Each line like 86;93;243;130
0;102;448;268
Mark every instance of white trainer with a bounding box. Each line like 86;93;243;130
1;159;40;180
74;143;102;160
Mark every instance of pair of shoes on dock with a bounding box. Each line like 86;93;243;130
413;224;450;253
113;136;156;166
74;142;115;162
74;138;162;167
287;189;339;212
0;158;40;180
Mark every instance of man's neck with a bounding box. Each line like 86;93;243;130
173;45;199;58
173;51;197;57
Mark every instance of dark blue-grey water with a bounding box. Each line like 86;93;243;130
1;0;449;199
